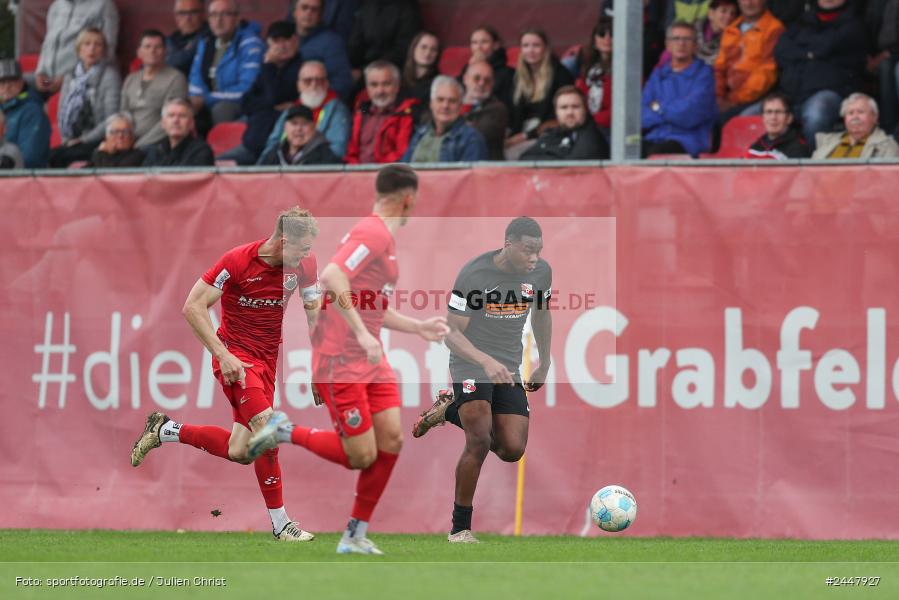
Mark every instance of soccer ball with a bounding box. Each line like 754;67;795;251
590;485;637;532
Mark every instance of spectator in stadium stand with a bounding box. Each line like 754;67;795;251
85;112;145;168
694;0;739;64
773;0;867;149
461;60;508;161
744;91;810;158
521;86;610;160
258;104;341;165
574;16;614;140
348;0;423;84
217;20;303;165
715;0;784;123
459;25;515;112
143;97;215;166
167;0;211;78
401;31;441;103
287;0;357;43
291;0;353;100
344;60;418;164
865;0;899;135
641;20;717;157
0;109;24;169
0;59;50;168
505;28;575;160
401;76;487;162
49;27;121;168
188;0;265;134
260;60;351;162
122;29;189;149
811;92;899;158
770;0;808;27
35;0;118;96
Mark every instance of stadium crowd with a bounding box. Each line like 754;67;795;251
1;0;899;169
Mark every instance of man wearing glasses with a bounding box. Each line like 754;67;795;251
167;0;211;77
641;20;717;158
188;0;265;133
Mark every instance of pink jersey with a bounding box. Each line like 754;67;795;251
202;239;319;364
313;214;398;358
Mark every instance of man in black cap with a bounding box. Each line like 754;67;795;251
218;20;303;164
259;104;341;165
0;59;51;168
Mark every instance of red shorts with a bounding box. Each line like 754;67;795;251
312;351;401;437
212;351;275;429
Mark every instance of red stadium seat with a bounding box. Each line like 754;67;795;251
207;122;246;156
439;46;471;76
46;93;62;148
19;54;39;73
506;46;520;67
701;115;764;159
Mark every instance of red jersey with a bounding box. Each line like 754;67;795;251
313;214;398;358
201;239;319;364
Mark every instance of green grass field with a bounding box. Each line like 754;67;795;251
2;530;898;599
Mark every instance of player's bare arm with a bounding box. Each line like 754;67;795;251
182;278;253;388
445;312;514;384
525;303;552;392
320;262;382;364
383;308;450;341
303;296;322;333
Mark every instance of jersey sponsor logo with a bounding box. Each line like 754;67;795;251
343;408;362;429
213;268;231;290
462;379;476;394
284;273;298;291
344;244;370;271
238;295;285;309
448;292;467;311
521;283;534;299
485;302;529;319
243;276;262;283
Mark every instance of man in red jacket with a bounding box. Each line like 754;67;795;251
344;60;418;163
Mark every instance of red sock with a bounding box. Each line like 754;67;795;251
253;448;284;509
352;450;399;522
291;426;351;468
179;424;231;460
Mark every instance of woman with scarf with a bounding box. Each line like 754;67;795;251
49;27;121;168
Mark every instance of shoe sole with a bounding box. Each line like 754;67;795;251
247;412;287;461
412;396;452;438
130;411;166;467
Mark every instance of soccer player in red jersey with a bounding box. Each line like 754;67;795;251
130;207;322;542
249;165;449;555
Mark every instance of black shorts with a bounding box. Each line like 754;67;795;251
451;380;530;418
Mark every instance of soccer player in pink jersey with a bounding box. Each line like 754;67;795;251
130;207;321;541
249;165;449;555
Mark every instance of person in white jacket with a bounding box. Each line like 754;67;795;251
812;93;899;160
35;0;119;95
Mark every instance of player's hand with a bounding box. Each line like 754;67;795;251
416;316;450;342
220;352;254;388
480;356;514;385
524;362;550;392
311;381;324;406
356;330;383;364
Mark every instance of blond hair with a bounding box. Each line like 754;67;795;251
513;28;552;104
76;26;107;55
275;207;319;240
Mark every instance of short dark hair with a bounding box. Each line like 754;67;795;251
553;84;585;108
761;91;794;114
140;29;166;44
505;216;542;242
375;164;418;196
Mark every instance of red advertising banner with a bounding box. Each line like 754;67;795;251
3;165;899;539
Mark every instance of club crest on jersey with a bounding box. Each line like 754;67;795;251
343;408;362;429
521;283;534;299
462;379;476;394
284;273;298;291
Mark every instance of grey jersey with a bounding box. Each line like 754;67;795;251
447;250;552;381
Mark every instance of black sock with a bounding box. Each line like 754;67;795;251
445;401;462;429
451;502;473;534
